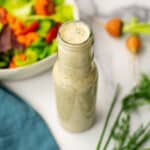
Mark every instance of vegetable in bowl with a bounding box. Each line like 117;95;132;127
0;0;74;69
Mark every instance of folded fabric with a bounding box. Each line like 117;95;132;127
0;85;59;150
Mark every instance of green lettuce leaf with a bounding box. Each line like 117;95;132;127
53;0;64;5
38;20;54;37
0;23;3;32
0;52;11;68
49;39;57;54
15;50;38;67
2;0;34;17
50;4;74;22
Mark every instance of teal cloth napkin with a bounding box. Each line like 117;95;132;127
0;85;59;150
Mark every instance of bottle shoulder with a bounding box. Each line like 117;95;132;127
53;61;98;89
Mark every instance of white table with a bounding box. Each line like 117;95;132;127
3;0;150;149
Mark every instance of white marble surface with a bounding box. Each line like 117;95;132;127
3;0;150;149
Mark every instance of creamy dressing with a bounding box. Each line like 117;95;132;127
59;22;90;44
53;21;98;132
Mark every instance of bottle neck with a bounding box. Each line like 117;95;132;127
57;31;94;70
58;45;93;69
57;21;94;75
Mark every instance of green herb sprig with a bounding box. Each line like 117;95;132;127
123;122;150;150
112;112;130;150
97;74;150;150
96;85;120;150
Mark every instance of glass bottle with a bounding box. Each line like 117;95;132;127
53;21;98;132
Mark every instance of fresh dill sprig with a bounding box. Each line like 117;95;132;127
123;122;150;150
112;112;130;150
122;74;150;111
97;74;150;150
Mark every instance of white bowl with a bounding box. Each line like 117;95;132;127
0;0;79;80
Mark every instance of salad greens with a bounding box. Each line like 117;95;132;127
24;4;74;22
2;0;34;17
97;74;150;150
37;20;54;37
0;0;74;69
11;2;34;18
14;39;57;67
0;23;3;31
0;52;10;67
15;50;38;67
50;4;74;22
53;0;64;5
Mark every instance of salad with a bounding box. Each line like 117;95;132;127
0;0;74;69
